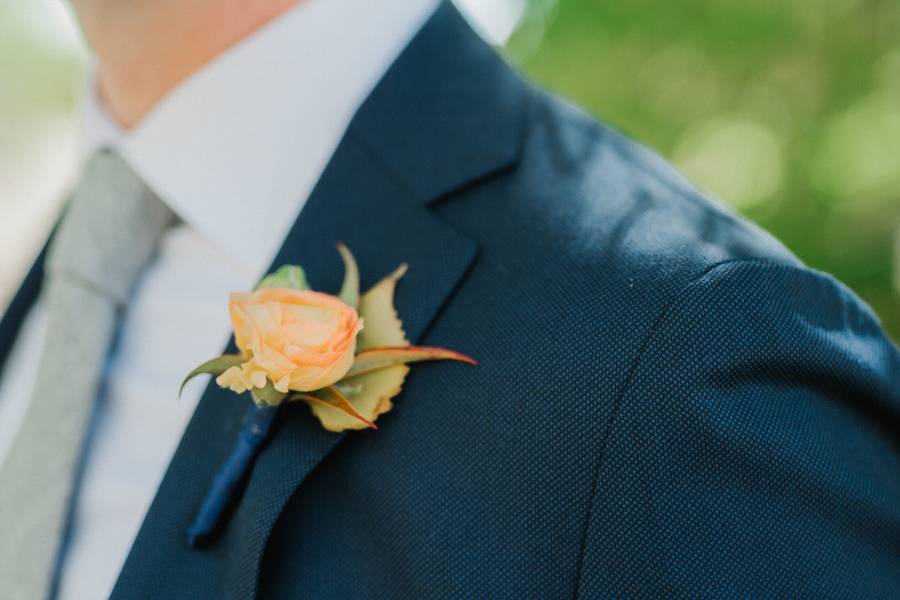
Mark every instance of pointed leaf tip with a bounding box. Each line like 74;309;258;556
343;346;477;379
336;243;360;309
179;354;245;398
356;264;409;351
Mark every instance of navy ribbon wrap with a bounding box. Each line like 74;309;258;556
187;403;280;547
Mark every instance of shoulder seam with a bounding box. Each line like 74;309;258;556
569;255;793;598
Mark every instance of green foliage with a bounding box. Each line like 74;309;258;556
507;0;900;340
256;265;309;291
0;3;83;117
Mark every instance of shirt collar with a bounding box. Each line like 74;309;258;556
81;0;441;276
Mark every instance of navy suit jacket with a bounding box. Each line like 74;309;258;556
2;4;898;598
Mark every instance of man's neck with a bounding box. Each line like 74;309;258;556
72;0;300;128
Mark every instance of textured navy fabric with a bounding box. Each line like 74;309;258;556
1;2;898;598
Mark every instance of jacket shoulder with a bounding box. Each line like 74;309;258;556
576;256;900;598
513;89;800;289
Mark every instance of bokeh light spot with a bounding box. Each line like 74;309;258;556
674;118;784;210
811;91;900;201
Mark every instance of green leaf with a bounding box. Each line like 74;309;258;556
301;368;408;431
336;243;360;308
343;346;477;379
180;354;244;397
256;265;309;291
292;386;378;431
251;379;288;407
356;263;408;351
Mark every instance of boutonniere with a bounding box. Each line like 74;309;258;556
181;244;475;545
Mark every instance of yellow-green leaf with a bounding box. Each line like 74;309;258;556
305;366;408;432
292;383;388;431
256;265;309;291
357;263;409;350
343;346;477;379
336;243;360;309
179;354;244;397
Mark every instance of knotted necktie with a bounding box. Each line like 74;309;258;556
0;150;174;599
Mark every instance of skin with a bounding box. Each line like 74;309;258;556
69;0;301;128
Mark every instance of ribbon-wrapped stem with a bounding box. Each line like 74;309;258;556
187;403;280;547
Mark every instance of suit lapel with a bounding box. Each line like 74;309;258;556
220;140;480;597
0;245;47;372
111;3;528;597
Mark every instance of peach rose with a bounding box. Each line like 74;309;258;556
216;288;363;395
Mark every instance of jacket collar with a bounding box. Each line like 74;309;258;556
0;247;47;380
348;0;528;201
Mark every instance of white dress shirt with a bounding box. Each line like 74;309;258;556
0;0;440;597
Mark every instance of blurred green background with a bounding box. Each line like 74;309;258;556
1;0;898;339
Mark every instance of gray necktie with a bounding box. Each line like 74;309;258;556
0;150;174;599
